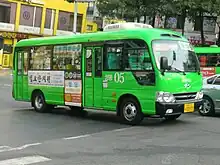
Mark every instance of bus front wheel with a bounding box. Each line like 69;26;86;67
120;97;144;125
32;92;48;113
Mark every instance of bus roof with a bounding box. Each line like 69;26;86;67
15;28;187;47
194;47;220;54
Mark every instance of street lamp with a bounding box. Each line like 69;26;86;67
66;0;95;33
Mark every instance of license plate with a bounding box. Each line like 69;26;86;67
184;103;194;113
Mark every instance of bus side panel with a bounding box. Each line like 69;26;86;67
102;72;156;115
23;75;29;100
28;86;64;106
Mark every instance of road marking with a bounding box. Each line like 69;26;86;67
3;84;11;87
63;134;90;140
63;127;134;140
0;146;11;149
0;143;42;153
112;127;134;132
11;143;42;151
0;84;12;88
0;155;51;165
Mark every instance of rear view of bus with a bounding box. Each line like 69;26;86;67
194;46;220;77
12;22;203;125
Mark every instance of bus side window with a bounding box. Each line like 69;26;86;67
53;44;81;71
124;39;155;85
30;46;52;70
17;52;22;75
124;39;153;71
86;49;92;73
94;47;102;77
104;41;123;71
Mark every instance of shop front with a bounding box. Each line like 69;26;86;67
0;31;28;68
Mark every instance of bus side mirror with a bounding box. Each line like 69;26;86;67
160;57;168;70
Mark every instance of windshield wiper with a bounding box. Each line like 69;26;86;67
169;67;186;75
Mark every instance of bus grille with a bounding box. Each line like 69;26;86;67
173;92;197;102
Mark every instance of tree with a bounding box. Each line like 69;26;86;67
168;0;193;35
96;0;126;19
210;0;220;45
188;0;218;46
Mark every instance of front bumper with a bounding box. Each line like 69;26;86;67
156;100;203;117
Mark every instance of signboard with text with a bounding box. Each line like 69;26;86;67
201;67;216;77
28;71;64;87
64;71;82;107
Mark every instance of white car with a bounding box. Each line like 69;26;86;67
200;74;220;116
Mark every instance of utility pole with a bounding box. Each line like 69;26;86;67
73;1;78;33
66;0;95;33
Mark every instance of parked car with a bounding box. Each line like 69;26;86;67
199;74;220;116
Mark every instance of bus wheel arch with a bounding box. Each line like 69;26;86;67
31;89;49;113
117;94;144;125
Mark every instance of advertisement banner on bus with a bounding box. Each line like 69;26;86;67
200;67;216;77
64;71;82;107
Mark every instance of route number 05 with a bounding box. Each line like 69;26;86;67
114;72;124;83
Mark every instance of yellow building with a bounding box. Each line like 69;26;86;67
0;0;97;68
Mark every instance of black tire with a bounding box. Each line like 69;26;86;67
199;95;215;116
32;91;48;113
119;97;144;125
68;106;87;117
164;114;181;121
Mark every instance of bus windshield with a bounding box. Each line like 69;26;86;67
152;40;199;72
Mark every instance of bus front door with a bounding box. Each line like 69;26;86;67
16;51;29;100
84;47;103;108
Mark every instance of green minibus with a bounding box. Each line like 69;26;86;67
12;23;203;125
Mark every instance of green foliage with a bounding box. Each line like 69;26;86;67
96;0;220;21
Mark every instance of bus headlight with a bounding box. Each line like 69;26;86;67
196;90;203;100
156;91;175;103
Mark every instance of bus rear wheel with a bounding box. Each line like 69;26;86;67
120;97;144;125
32;92;48;113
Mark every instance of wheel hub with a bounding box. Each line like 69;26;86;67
35;96;43;109
123;103;137;121
200;99;211;114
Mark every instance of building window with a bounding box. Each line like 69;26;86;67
44;9;55;29
52;44;81;70
86;25;93;31
20;5;42;27
86;3;94;16
3;44;13;54
194;16;217;32
58;11;72;31
58;11;82;32
0;2;16;24
29;46;52;70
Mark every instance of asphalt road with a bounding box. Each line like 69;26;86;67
0;70;220;165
